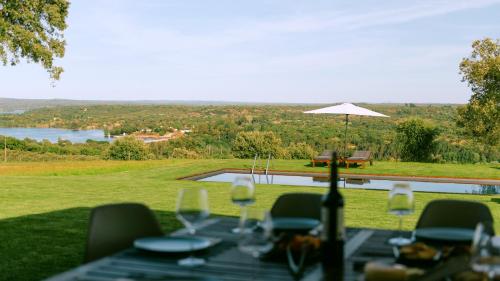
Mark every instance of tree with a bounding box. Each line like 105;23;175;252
457;38;500;145
286;142;316;159
0;0;69;80
232;131;283;158
106;136;149;160
396;119;439;162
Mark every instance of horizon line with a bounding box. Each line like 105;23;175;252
0;97;467;106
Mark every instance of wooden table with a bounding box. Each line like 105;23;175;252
44;218;404;281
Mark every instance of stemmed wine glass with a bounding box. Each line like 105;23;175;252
471;222;500;280
238;206;274;278
387;183;414;246
176;187;210;266
231;176;255;233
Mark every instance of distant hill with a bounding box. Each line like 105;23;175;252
0;98;230;113
0;98;306;113
0;97;463;113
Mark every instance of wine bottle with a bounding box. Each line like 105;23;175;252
321;152;345;280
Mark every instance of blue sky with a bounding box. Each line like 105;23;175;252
1;0;499;103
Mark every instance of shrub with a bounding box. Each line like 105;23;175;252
170;148;200;159
396;119;440;162
232;131;283;158
287;142;316;159
105;136;149;160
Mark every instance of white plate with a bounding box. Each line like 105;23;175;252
134;236;219;253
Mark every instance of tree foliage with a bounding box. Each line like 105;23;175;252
457;99;499;146
286;142;316;159
396;118;439;162
0;103;497;163
457;38;500;145
106;136;149;160
232;131;284;159
171;147;200;159
0;0;69;80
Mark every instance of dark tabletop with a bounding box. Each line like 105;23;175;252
44;218;408;281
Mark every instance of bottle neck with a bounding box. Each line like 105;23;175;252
329;155;338;194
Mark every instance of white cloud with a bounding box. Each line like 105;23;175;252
70;0;500;55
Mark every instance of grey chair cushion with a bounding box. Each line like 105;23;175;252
271;193;323;220
84;203;163;263
347;151;371;160
416;199;495;235
314;156;332;161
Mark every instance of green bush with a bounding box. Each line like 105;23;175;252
232;131;283;158
105;136;149;160
170;147;200;159
286;142;316;159
396;119;440;162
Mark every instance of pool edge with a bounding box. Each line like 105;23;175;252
178;168;500;185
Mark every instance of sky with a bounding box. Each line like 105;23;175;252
1;0;499;104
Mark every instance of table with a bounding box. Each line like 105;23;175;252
44;218;405;281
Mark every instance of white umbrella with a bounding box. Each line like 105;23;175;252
304;103;389;158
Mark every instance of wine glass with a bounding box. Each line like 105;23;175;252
238;207;274;258
387;183;414;246
231;176;255;233
176;187;210;266
471;223;500;280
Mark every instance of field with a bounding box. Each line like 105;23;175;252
0;159;499;281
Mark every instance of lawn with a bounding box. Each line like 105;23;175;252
0;159;498;281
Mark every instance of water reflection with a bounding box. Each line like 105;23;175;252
0;127;109;143
200;173;499;195
473;185;500;195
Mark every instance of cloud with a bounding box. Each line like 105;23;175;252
72;0;500;56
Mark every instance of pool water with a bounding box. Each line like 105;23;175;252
197;172;499;195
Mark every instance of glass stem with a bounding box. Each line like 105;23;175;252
238;206;245;232
488;270;494;281
189;228;195;258
398;215;403;238
252;254;258;280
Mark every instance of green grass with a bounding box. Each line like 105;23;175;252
1;159;499;178
0;159;498;281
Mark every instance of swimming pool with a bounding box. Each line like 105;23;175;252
192;171;500;195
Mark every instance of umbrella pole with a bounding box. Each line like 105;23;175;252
344;114;349;159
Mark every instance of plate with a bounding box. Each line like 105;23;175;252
414;227;475;243
134;236;218;253
272;218;321;233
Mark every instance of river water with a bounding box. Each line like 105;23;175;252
0;127;110;143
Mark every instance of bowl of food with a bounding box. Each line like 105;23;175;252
395;242;441;267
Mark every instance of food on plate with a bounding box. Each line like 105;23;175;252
399;242;438;260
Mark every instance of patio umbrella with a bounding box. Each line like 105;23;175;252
304;103;389;158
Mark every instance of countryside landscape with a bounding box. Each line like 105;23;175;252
0;1;499;280
0;98;498;280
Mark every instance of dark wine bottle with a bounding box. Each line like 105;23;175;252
321;152;345;280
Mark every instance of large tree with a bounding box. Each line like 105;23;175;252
457;38;499;145
0;0;69;80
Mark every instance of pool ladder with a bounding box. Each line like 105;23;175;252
250;154;274;184
251;153;273;175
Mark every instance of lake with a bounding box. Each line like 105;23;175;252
0;127;110;143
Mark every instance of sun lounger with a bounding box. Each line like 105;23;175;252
311;150;334;167
345;150;372;168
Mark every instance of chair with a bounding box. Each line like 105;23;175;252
345;150;372;168
311;150;334;167
271;193;323;220
84;203;163;263
416;199;495;235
